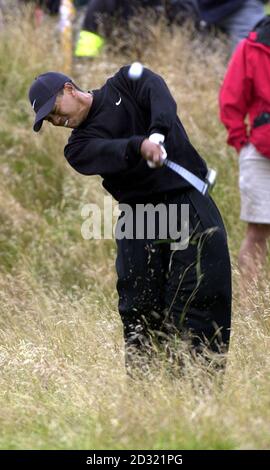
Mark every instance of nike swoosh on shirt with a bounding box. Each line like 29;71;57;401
115;96;121;106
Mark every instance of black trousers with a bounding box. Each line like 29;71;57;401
115;189;232;367
82;0;163;33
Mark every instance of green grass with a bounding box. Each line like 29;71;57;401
0;8;270;450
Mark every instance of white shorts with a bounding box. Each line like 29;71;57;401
239;143;270;224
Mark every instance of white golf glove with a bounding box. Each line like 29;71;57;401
147;133;167;168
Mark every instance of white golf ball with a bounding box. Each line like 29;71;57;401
128;62;144;80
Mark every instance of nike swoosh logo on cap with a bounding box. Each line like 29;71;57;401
32;99;36;110
115;96;121;106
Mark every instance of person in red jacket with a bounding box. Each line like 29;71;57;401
220;16;270;284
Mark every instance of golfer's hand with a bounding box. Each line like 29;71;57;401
140;139;165;167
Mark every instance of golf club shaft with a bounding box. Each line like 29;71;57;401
163;158;208;195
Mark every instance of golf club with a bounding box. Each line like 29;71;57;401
164;158;217;195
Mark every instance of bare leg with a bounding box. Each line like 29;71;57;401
239;223;270;284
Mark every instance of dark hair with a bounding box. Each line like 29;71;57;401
57;82;83;95
73;82;84;92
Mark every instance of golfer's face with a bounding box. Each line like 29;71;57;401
45;86;82;129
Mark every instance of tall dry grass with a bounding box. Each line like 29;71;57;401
0;8;270;449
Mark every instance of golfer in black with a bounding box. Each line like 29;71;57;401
28;66;231;370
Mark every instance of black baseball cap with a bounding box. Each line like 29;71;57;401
28;72;72;132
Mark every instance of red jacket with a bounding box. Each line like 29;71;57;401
219;32;270;158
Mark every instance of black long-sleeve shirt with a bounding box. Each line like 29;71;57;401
64;66;207;202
